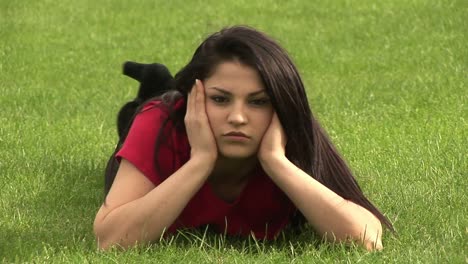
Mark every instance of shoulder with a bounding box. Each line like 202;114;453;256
133;98;186;132
116;98;189;184
138;98;185;119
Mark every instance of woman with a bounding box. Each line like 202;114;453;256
93;25;393;251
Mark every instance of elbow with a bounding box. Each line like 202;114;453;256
93;220;112;251
93;217;123;251
96;238;112;251
365;239;383;251
358;219;383;251
94;233;112;251
94;225;124;251
363;234;383;251
93;218;160;251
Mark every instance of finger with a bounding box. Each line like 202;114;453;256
273;113;288;145
198;80;207;111
186;80;197;124
273;112;280;125
195;79;204;116
197;78;205;90
274;113;283;127
268;112;277;127
186;87;192;116
190;80;198;115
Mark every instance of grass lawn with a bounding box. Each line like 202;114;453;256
1;0;466;262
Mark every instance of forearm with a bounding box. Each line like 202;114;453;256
260;155;382;249
95;157;213;249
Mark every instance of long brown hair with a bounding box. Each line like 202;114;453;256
105;25;394;232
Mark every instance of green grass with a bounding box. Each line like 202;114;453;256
1;0;466;263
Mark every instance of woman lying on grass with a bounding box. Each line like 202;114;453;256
93;25;393;251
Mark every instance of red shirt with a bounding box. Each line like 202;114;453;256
116;99;296;239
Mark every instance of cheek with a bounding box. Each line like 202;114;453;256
205;103;222;132
256;111;274;136
259;121;270;136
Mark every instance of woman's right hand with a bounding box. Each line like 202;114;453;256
184;79;218;164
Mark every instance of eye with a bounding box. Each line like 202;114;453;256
210;95;229;104
249;98;270;106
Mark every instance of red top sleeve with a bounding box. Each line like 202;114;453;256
116;100;189;185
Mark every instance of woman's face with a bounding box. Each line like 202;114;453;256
203;60;274;159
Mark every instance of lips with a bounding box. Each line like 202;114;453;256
223;131;249;138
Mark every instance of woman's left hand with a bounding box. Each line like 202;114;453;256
258;113;287;164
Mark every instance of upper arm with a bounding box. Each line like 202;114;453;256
94;159;156;224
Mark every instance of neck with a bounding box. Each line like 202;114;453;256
209;155;258;185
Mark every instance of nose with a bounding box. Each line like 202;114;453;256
227;103;247;126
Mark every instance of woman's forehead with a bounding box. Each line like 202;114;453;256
205;61;265;93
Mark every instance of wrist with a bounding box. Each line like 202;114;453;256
189;152;217;169
259;153;288;172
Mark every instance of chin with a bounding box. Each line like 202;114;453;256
219;147;256;160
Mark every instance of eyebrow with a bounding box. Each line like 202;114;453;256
208;87;266;96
